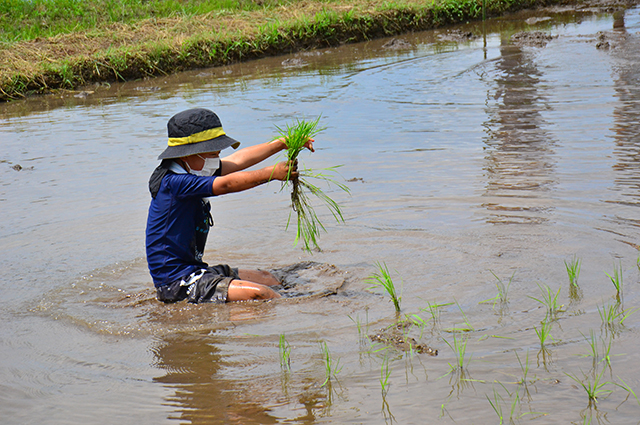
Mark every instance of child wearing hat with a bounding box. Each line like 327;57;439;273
146;108;313;303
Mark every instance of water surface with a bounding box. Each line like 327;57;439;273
2;5;640;424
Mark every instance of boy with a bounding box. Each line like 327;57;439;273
146;108;313;303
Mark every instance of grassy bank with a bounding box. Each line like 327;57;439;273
0;0;569;101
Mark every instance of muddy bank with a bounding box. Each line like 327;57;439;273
2;0;638;102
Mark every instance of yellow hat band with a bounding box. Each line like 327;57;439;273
168;127;226;147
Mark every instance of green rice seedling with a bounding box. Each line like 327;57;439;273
580;330;599;369
394;313;427;340
606;261;624;303
279;333;291;371
535;317;554;368
444;299;474;332
528;283;564;321
487;382;521;425
515;351;537;401
348;309;370;344
535;319;553;349
565;368;614;407
443;332;471;373
565;255;582;288
275;117;349;252
421;301;453;329
597;302;638;335
319;341;342;387
407;313;426;339
600;333;614;369
486;386;506;424
366;262;402;313
480;270;514;309
380;354;392;395
616;376;640;406
580;330;617;370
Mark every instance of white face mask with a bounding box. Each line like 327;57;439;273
190;155;220;177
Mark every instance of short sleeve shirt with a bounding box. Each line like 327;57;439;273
146;170;216;287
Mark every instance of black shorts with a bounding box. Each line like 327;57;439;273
156;264;239;304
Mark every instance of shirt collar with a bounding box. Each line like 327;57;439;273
168;160;188;174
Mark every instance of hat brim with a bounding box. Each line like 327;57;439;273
158;134;241;160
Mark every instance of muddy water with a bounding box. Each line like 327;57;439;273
2;4;640;424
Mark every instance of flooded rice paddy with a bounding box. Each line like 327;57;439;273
2;4;640;424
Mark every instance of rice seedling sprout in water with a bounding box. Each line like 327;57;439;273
279;333;292;371
366;262;402;313
606;261;623;303
348;308;370;345
565;255;582;288
598;302;638;335
580;330;618;370
565;367;614;407
535;317;554;368
319;341;342;387
421;301;453;330
616;376;640;406
528;283;563;321
443;332;471;373
487;382;522;425
275;116;350;252
480;270;514;308
444;299;474;333
380;354;391;395
535;318;553;349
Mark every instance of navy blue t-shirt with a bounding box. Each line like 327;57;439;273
146;171;216;287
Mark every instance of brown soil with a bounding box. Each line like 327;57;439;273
370;326;439;355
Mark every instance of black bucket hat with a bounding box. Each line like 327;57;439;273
158;108;241;160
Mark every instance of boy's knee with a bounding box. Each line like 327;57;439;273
256;284;280;300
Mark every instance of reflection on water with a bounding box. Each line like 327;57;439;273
611;9;640;223
152;332;279;425
482;33;557;225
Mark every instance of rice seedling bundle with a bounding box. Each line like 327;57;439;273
276;116;349;252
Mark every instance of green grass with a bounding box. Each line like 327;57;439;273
366;262;402;313
0;0;276;43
